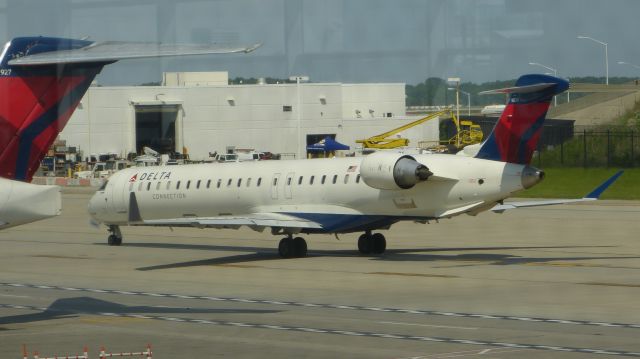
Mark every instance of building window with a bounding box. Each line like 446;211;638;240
283;105;292;112
309;175;315;185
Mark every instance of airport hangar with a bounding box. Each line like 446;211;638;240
60;72;438;161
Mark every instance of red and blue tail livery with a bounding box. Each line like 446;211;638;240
0;37;107;182
0;36;259;183
475;74;570;165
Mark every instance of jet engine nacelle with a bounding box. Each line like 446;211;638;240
359;152;433;190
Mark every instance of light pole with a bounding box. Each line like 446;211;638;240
449;88;471;116
618;61;640;70
447;77;461;148
289;75;309;159
578;36;608;85
528;62;558;106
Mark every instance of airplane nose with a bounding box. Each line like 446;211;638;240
521;166;545;189
87;193;102;221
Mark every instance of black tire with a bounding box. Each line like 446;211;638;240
357;233;372;254
371;233;386;254
107;235;118;246
293;237;307;257
114;236;122;246
278;237;292;258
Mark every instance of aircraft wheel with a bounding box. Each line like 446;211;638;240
371;233;386;254
107;234;122;246
293;237;308;257
358;233;372;254
278;237;293;258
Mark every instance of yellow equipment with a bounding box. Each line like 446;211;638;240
356;109;483;150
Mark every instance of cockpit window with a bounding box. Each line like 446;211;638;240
98;180;108;191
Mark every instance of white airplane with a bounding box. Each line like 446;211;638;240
88;74;623;257
0;36;259;230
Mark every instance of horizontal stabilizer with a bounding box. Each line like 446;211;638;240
8;41;261;66
478;82;558;95
491;170;623;212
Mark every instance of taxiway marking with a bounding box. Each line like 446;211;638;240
2;282;639;330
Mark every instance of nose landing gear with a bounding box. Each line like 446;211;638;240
358;231;386;255
278;235;307;258
107;225;123;246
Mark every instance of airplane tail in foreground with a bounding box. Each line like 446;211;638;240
474;74;569;165
0;36;260;182
0;37;106;182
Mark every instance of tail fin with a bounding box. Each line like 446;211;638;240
0;37;107;182
474;74;569;164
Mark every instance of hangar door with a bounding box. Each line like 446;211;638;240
134;105;179;154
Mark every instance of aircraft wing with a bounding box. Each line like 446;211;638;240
8;41;261;66
491;170;623;213
140;213;322;231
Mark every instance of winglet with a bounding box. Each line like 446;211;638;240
128;192;143;223
584;170;624;199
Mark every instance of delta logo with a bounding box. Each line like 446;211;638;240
129;171;172;182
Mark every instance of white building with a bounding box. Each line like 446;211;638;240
62;72;439;161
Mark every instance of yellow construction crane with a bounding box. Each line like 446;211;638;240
356;109;483;150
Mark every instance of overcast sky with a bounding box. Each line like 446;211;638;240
2;0;640;85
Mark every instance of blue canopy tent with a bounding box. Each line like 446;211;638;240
306;136;350;152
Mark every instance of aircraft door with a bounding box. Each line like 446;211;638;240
109;174;128;214
284;172;295;199
271;173;281;200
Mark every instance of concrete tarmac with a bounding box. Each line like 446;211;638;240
1;189;639;358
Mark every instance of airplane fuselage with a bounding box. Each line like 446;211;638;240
88;153;533;234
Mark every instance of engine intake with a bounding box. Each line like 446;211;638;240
360;152;433;190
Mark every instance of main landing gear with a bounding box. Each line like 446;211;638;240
107;225;123;246
358;232;386;255
278;235;307;258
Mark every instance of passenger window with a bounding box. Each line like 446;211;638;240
166;181;171;190
298;176;303;185
156;182;161;190
310;175;315;185
99;180;109;191
138;182;143;191
356;174;361;183
176;181;181;189
207;179;211;189
186;180;191;189
273;178;278;186
196;180;201;189
237;178;242;187
247;178;252;187
344;174;349;184
321;175;326;184
227;179;232;187
147;182;151;191
128;183;133;191
332;175;337;184
217;179;222;188
257;177;262;187
287;177;292;185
